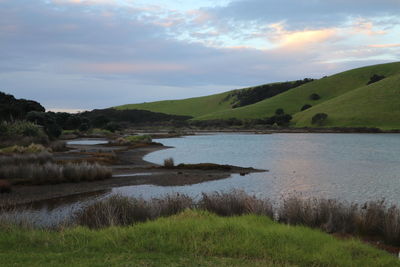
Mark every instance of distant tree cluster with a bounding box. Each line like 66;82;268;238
1;91;193;138
309;93;321;101
300;104;312;111
228;78;314;108
25;108;193;137
311;113;328;126
0;91;45;121
367;74;385;85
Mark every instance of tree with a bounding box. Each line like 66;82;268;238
275;108;284;115
311;113;328;126
367;74;385;85
301;104;312;111
309;93;320;100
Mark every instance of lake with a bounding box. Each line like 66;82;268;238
6;133;400;226
135;133;400;203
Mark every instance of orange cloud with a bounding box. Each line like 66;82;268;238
352;19;386;36
78;62;187;74
268;23;338;49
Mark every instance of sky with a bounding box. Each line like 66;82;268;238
0;0;399;112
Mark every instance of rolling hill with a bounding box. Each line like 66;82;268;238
116;62;400;129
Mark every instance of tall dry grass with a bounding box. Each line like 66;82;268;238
0;162;112;184
75;194;193;228
0;151;53;165
73;191;400;246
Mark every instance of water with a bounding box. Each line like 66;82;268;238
6;133;400;225
66;139;109;145
140;133;400;203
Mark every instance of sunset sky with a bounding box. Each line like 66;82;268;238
1;0;399;111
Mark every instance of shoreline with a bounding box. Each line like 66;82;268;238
0;143;264;206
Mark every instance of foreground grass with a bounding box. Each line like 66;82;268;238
1;210;398;266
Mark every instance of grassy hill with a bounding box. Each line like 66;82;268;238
1;210;398;266
116;62;400;129
293;73;400;129
116;91;236;118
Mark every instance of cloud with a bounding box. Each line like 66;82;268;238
0;0;398;110
369;43;400;48
76;62;187;74
211;0;400;29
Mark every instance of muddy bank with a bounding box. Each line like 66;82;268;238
0;142;264;206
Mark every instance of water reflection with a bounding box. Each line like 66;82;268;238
6;133;400;226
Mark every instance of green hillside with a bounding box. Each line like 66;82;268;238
293;73;400;129
116;62;400;129
116;91;236;118
196;62;400;121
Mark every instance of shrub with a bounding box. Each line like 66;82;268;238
78;123;90;132
275;108;284;115
0;144;48;154
0;121;48;145
309;93;321;100
75;194;193;228
273;114;292;127
277;197;358;233
104;122;121;132
0;179;11;194
0;161;111;184
49;141;67;152
367;74;385;85
113;135;152;145
163;157;175;168
198;190;273;217
300;104;312;111
311;113;328;126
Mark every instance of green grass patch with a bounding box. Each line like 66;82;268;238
0;210;398;266
115;91;236;118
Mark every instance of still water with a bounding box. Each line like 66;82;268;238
6;133;400;226
136;133;400;203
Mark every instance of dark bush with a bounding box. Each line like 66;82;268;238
230;78;314;108
273;114;292;127
275;108;284;115
311;113;328;126
0;91;45;121
0;179;11;194
26;111;62;138
301;104;312;111
104;122;121;132
79;123;90;132
367;74;385;85
309;93;321;100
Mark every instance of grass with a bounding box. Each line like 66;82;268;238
115;91;236;118
292;73;400;129
114;61;400;129
113;134;153;145
196;62;400;122
0;162;112;185
50;192;400;247
0;210;399;266
0;143;48;154
0;151;52;165
163;157;175;168
0;152;112;185
0;121;49;147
